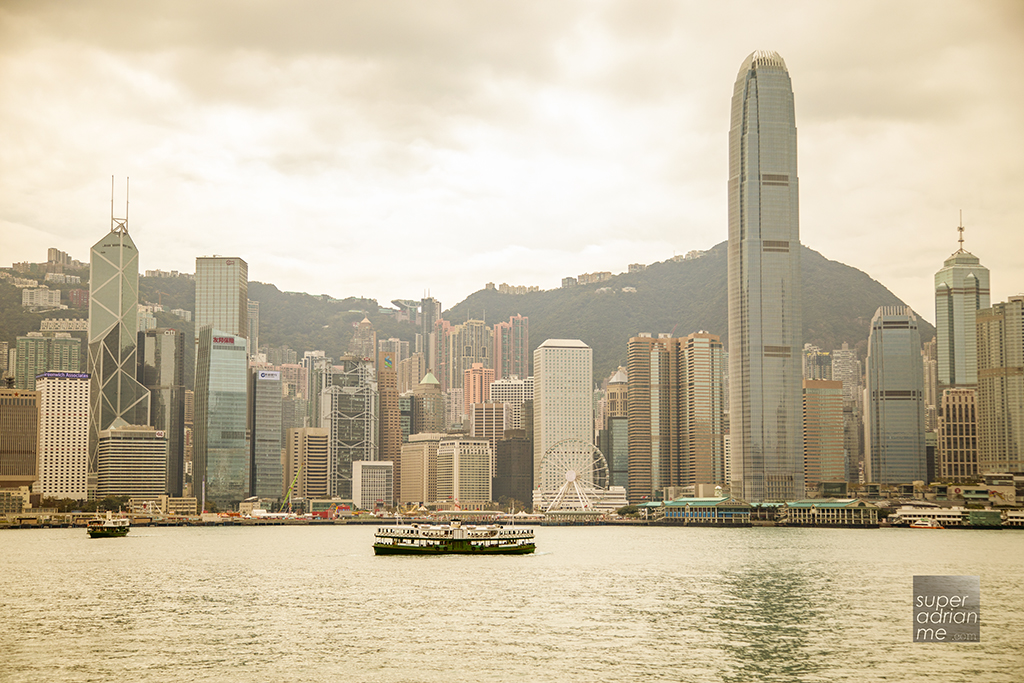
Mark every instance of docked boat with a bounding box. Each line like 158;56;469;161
86;511;130;538
909;518;944;529
373;519;535;555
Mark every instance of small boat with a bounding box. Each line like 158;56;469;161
373;519;535;555
909;518;944;529
86;511;131;538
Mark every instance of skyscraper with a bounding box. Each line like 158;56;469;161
934;219;989;388
864;307;926;484
88;211;151;498
137;328;185;496
321;356;378;499
36;372;91;499
493;314;529;380
533;339;593;490
249;368;282;499
0;386;39;491
727;50;803;502
194;256;249;509
976;296;1024;473
377;350;402;503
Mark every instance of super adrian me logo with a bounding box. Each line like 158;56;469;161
913;575;980;642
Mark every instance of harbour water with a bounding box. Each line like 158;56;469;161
1;525;1021;682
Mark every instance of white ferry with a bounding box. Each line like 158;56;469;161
373;519;535;555
86;511;131;538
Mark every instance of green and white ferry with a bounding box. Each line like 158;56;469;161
373;519;535;555
86;511;130;538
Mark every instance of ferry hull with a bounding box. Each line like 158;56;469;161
87;527;130;538
373;541;535;556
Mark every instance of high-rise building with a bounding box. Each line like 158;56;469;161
88;217;151;498
194;330;249;508
411;372;446;435
802;379;845;494
533;339;593;490
352;460;393;510
194;257;248;347
937;388;978;482
249;369;282;499
36;372;90;498
488;376;533;432
493;314;529;380
284;427;329;501
470;402;511;470
421;297;441;373
96;425;168;498
1;387;39;491
377;350;402;503
15;333;82;390
137;328;186;496
831;342;863;483
493;429;532;508
922;337;939;431
378;338;409;365
400;432;442;505
976;296;1024;473
194;256;249;509
727;51;803;503
802;344;831;380
347;317;377;362
247;300;260;361
436;436;492;505
321;356;378;499
446;320;492;391
934;221;989;388
864;307;926;484
627;332;726;502
397;352;426;395
463;363;495;420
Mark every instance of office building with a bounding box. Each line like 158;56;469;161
378;350;402;502
864;307;926;484
16;332;81;391
411;371;446;435
96;425;168;498
321;356;378;499
400;432;442;505
727;51;803;502
976;296;1024;473
35;373;90;498
937;388;978;482
493;314;529;380
378;338;409;365
488;376;533;431
352;460;393;510
283;427;329;501
470;402;512;469
533;339;593;491
88;220;151;497
249;369;282;499
802;380;845;493
137;328;186;496
0;387;39;490
934;222;989;387
247;300;260;360
493;429;532;508
194;257;248;346
194;330;249;508
397;352;426;395
445;320;492;392
347;317;377;362
436;436;492;505
421;297;441;373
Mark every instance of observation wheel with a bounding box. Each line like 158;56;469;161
539;439;609;513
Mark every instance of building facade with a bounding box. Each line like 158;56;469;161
802;379;845;493
533;339;593;490
864;307;926;484
96;425;168;498
400;432;442;505
36;372;90;498
352;460;393;510
727;51;804;503
0;388;39;491
321;356;378;500
934;231;989;387
493;314;529;380
137;328;186;497
976;296;1024;473
249;369;282;499
937;388;978;482
436;437;492;505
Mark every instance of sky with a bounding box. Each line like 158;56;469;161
1;1;1022;324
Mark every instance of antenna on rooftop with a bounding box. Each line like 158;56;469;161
111;176;129;233
957;210;965;253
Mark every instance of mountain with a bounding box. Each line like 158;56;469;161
445;241;934;381
2;242;933;387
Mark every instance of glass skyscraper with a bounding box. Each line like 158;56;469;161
137;328;186;496
864;306;926;484
727;51;803;502
934;226;989;387
88;221;151;497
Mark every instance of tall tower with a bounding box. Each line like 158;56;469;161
727;51;803;502
976;296;1024;473
88;183;151;497
137;328;186;496
864;307;926;484
533;339;593;489
934;216;989;388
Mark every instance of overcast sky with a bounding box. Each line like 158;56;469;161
1;1;1021;324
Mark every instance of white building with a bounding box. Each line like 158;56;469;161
533;339;593;488
436;437;492;505
352;460;393;510
96;425;168;498
36;372;90;499
488;376;534;431
22;287;62;309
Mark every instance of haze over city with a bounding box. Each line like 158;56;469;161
2;1;1022;320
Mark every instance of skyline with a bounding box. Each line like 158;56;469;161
2;2;1023;323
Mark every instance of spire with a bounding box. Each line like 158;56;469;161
956;210;965;254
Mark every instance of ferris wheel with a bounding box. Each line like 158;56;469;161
539;439;609;512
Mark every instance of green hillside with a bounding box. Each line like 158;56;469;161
445;242;934;381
